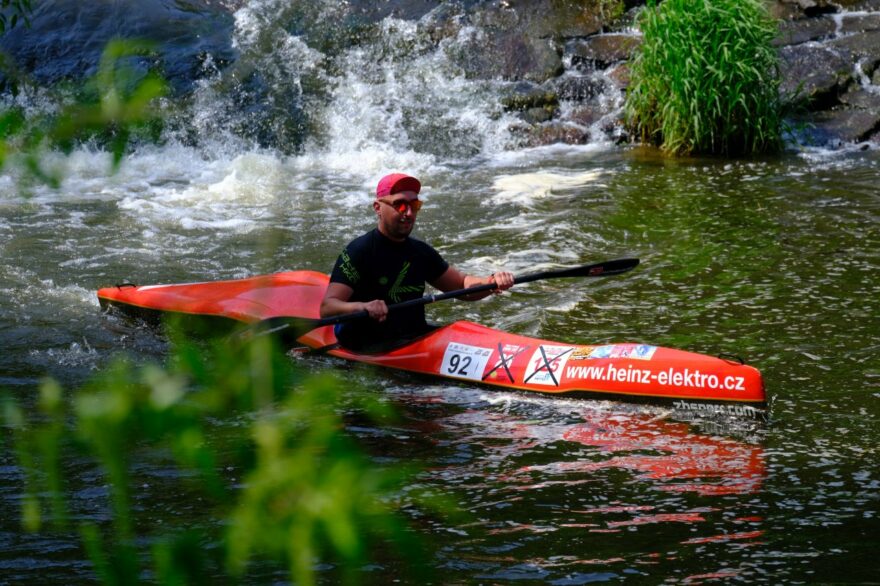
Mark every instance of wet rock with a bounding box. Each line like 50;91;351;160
569;103;610;126
774;15;837;45
0;0;236;93
839;12;880;34
551;74;609;102
455;28;563;82
767;0;839;19
778;44;853;107
769;5;880;147
839;87;880;110
512;121;591;147
808;107;880;144
831;0;880;9
447;0;631;82
829;30;880;72
521;106;556;124
500;81;560;123
475;0;608;40
450;0;613;82
565;34;642;69
343;0;445;22
606;62;631;89
500;81;559;111
569;106;601;127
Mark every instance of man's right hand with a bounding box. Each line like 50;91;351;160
362;299;388;322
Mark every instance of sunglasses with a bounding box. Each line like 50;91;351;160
378;198;423;214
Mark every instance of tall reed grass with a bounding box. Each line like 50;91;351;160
625;0;783;156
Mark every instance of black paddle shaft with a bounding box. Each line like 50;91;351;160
395;256;640;309
250;258;639;338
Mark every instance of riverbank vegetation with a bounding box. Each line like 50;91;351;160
3;329;437;584
625;0;783;155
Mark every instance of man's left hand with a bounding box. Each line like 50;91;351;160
491;271;515;292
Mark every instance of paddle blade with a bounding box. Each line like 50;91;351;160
515;258;639;285
580;257;640;277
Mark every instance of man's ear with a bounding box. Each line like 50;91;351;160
372;201;381;215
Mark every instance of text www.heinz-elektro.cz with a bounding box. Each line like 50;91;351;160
565;364;746;390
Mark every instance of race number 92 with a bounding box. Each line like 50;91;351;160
440;342;492;381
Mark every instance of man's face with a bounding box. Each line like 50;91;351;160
375;191;420;241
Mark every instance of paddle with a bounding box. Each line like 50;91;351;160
241;257;639;340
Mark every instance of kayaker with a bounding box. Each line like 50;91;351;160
320;173;514;351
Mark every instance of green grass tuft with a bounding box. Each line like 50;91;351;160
625;0;783;156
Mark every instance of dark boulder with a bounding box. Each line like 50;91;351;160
500;81;560;123
565;33;642;69
606;62;631;89
774;15;837;46
551;74;610;102
807;107;880;145
500;81;559;111
511;121;591;147
838;12;880;33
839;87;880;110
446;0;621;82
831;0;880;9
0;0;236;93
452;18;564;81
778;43;853;107
829;29;880;72
767;0;839;19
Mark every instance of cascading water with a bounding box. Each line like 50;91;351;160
169;0;618;163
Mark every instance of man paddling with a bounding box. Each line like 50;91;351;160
320;173;514;351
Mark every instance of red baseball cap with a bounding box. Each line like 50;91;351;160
376;173;421;198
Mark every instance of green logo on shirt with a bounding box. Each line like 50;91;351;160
340;250;360;284
388;261;422;302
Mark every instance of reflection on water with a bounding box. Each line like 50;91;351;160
543;414;764;496
373;382;769;583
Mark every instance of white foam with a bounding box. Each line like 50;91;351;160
488;169;606;207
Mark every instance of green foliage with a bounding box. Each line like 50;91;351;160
3;333;435;584
624;0;783;156
0;39;167;186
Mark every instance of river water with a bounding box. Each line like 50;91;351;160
2;2;880;584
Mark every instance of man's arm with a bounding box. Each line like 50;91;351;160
430;267;514;301
320;282;388;322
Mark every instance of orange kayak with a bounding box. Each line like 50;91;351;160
97;271;766;417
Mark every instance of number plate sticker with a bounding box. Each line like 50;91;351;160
523;345;575;386
440;342;493;381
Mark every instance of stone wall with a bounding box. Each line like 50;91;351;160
462;0;880;148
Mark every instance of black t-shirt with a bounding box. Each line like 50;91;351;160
329;228;449;350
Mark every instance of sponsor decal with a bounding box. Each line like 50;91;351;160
483;343;529;383
569;346;597;360
440;342;493;381
523;345;575;386
588;344;657;360
563;363;748;392
673;400;764;419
